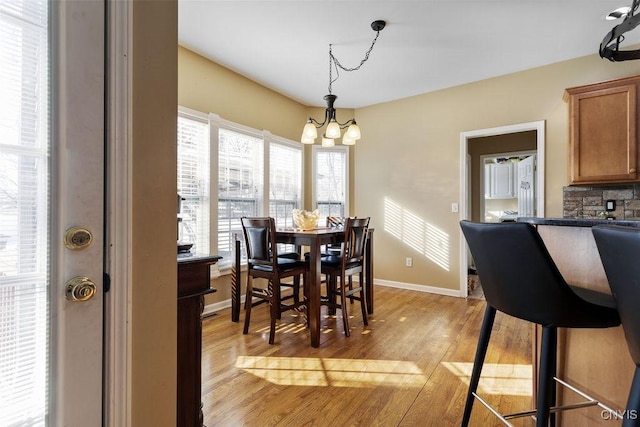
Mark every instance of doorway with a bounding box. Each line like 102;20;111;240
479;150;537;223
458;121;545;297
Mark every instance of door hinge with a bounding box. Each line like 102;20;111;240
103;272;111;293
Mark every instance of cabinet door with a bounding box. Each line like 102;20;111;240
570;84;638;183
490;163;514;198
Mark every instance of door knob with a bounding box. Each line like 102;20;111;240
65;276;97;302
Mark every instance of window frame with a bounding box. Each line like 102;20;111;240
177;107;304;270
266;131;304;228
311;145;350;225
177;107;210;255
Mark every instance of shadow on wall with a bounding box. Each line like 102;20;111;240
383;197;450;271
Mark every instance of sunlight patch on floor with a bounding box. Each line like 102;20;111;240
442;362;532;396
236;356;427;388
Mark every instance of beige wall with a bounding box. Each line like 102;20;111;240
131;1;177;424
178;46;307;141
178;44;640;296
354;55;640;291
178;46;356;303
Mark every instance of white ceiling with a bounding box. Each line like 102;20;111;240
178;1;640;109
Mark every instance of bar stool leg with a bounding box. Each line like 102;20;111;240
623;367;640;427
537;326;557;427
461;305;497;427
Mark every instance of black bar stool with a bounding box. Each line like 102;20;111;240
593;225;640;427
460;221;621;426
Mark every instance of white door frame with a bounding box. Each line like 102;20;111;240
458;121;545;297
104;0;132;426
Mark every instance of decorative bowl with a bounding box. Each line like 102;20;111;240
292;209;320;230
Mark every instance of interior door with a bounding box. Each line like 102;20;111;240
518;155;536;217
0;1;105;425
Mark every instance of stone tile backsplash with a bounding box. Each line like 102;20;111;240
563;185;640;220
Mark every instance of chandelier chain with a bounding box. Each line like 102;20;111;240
327;28;382;95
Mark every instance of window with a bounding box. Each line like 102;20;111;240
177;109;303;268
216;127;263;264
0;0;49;425
313;146;349;225
177;113;209;254
269;141;302;227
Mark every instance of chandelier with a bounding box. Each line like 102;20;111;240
301;20;386;146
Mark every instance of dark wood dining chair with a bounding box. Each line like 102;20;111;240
241;217;308;344
320;216;370;336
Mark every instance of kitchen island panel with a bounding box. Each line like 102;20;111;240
534;222;634;426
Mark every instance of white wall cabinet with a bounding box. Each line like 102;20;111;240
485;162;516;199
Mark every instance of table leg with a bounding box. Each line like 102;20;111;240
309;239;322;348
365;229;374;314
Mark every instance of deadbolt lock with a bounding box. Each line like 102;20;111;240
65;276;97;302
64;226;93;250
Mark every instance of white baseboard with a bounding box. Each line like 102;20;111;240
202;279;462;316
374;279;462;298
202;294;246;318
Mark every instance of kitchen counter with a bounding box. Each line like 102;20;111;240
518;216;640;228
516;218;633;426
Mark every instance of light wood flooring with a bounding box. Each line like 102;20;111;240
201;285;534;426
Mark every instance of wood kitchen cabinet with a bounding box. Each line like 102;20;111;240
564;75;640;184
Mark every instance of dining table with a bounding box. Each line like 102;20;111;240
230;227;374;348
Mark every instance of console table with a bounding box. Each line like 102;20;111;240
177;253;221;427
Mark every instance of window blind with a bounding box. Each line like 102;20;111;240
218;129;263;263
0;0;49;425
269;143;301;228
315;149;347;224
177;114;210;254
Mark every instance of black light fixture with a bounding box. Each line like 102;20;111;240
600;0;640;61
301;20;386;146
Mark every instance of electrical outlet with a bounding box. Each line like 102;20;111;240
451;202;459;213
405;257;413;267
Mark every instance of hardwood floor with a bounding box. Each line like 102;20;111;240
201;286;533;426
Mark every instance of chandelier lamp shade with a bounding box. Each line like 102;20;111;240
301;95;361;146
301;20;386;146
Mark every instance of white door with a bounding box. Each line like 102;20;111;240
518;155;536;217
0;1;105;425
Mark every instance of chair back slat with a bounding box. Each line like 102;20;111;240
342;217;370;266
327;216;345;228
